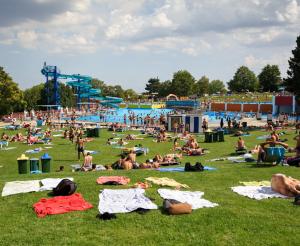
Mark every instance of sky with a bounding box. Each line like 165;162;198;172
0;0;299;92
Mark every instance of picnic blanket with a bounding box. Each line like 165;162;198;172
97;176;130;185
2;177;74;196
158;189;218;209
33;193;93;218
145;177;189;188
156;166;217;172
240;181;271;186
84;150;99;154
98;188;157;214
231;186;288;200
25;148;42;154
2;180;41;197
39;178;74;191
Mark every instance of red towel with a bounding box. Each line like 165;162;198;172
96;176;130;185
33;193;93;218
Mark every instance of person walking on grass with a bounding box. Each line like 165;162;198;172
76;137;85;161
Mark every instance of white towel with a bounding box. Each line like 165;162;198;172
39;178;74;191
2;180;41;197
98;188;158;214
158;189;218;209
231;186;288;200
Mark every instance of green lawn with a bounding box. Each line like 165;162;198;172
0;126;299;246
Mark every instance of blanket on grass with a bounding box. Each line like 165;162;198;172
231;186;288;200
98;188;157;214
158;189;218;209
2;178;74;196
33;193;93;218
156;166;217;172
145;177;189;188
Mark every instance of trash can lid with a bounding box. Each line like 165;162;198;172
30;158;39;161
41;153;51;159
17;154;29;160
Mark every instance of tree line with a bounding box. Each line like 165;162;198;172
145;64;282;97
0;35;299;115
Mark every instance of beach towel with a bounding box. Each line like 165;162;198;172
33;193;93;218
25;148;42;154
145;177;189;188
256;135;270;140
97;176;130;185
0;147;16;151
158;189;218;209
0;141;8;148
2;180;41;197
53;134;63;137
39;178;74;191
231;186;288;200
98;188;157;214
84;150;98;155
156;166;216;172
240;181;271;186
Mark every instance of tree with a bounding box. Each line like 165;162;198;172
24;84;44;110
284;35;300;95
170;70;195;96
228;66;258;92
145;78;161;94
0;66;25;115
208;80;226;95
195;76;209;96
258;65;281;92
158;80;172;97
24;81;76;110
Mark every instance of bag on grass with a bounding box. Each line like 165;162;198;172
185;162;204;172
163;199;192;215
52;179;77;196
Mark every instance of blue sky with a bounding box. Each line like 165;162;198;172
0;0;299;92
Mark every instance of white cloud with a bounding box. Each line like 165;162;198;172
0;0;299;57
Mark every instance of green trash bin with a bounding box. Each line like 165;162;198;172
94;128;100;137
86;128;93;137
30;158;39;172
205;132;213;143
41;153;51;173
213;132;218;142
218;130;224;142
17;154;29;174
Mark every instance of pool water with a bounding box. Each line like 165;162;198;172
77;108;173;124
73;109;268;124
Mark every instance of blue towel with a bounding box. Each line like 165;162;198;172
156;166;217;172
266;147;285;163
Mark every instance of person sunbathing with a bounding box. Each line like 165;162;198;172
81;152;93;171
186;147;206;156
256;140;289;163
271;173;300;197
236;137;247;151
1;133;10;141
118;138;125;146
173;138;181;151
140;159;160;169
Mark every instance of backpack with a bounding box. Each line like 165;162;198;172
163;199;192;215
185;162;204;172
52;179;77;196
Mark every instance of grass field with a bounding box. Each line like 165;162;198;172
0;126;299;246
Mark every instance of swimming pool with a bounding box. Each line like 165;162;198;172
77;108;173;124
74;108;262;124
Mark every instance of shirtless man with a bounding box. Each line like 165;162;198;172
81;152;93;171
236;137;246;151
76;137;85;161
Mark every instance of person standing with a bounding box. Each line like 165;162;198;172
76;137;85;161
